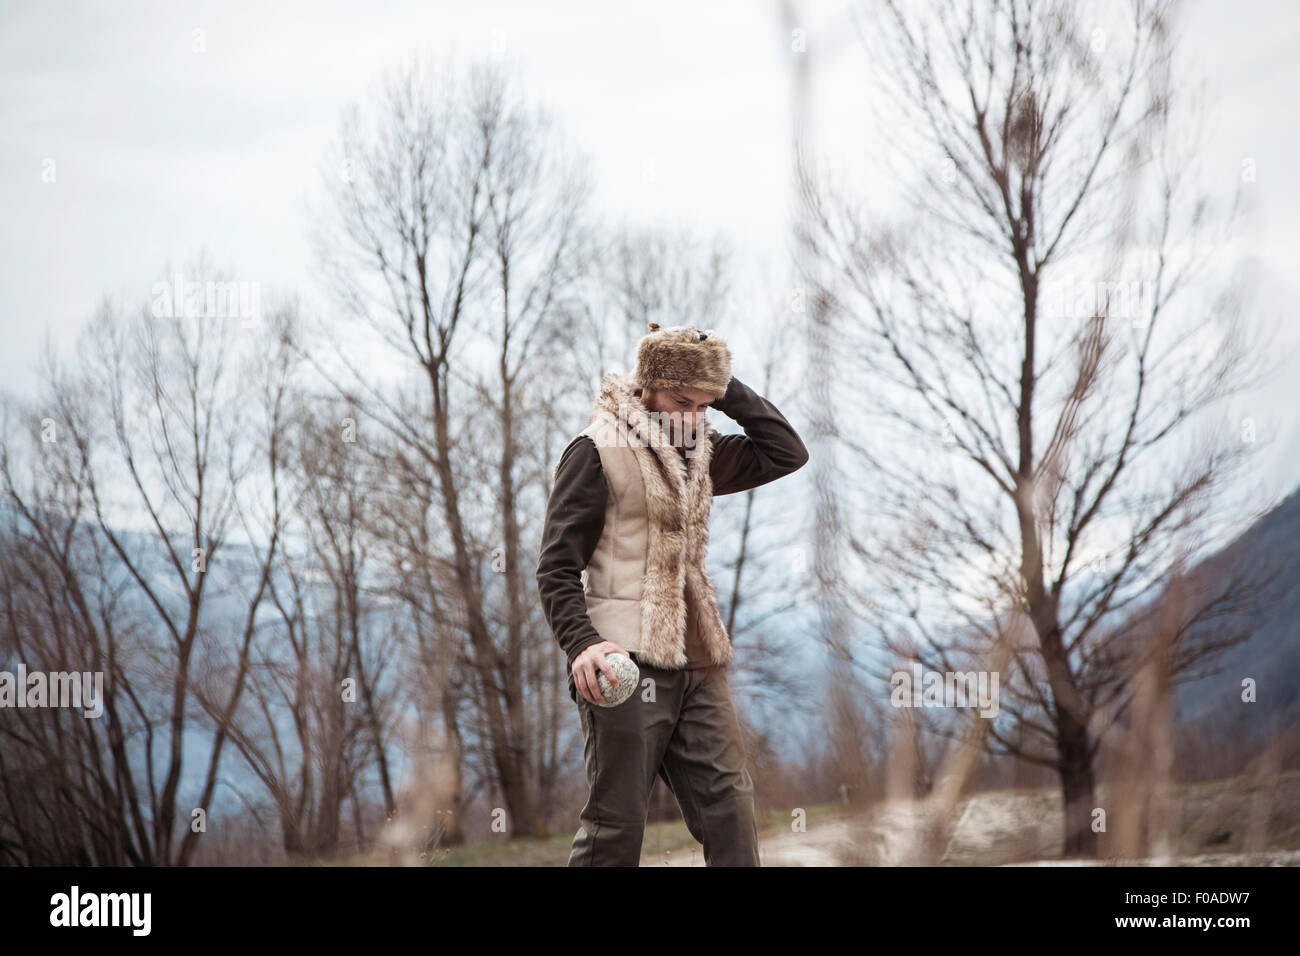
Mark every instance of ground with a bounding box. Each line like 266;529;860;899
644;771;1300;866
342;769;1300;866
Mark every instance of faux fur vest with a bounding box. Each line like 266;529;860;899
576;372;733;669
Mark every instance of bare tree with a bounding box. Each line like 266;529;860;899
472;64;597;838
186;309;397;861
0;263;278;865
308;54;596;839
363;413;470;847
796;0;1277;857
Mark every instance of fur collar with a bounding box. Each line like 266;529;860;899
586;372;733;668
588;372;715;492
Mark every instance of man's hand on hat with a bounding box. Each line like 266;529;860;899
707;375;739;416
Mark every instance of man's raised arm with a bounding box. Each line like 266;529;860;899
707;376;809;496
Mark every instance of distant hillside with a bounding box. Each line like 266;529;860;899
1174;484;1300;739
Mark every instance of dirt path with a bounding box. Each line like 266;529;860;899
642;819;857;866
641;782;1300;866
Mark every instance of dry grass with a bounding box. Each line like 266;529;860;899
327;769;1300;866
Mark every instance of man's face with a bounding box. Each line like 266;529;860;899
641;386;714;447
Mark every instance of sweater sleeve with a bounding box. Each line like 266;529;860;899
536;434;609;667
707;376;810;496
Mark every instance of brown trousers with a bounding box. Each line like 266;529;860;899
566;655;761;866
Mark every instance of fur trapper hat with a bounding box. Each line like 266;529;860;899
634;322;732;399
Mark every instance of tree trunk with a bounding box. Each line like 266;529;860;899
1056;707;1098;857
439;688;467;847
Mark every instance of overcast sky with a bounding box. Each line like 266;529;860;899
3;0;1299;502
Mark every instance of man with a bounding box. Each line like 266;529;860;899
535;322;809;866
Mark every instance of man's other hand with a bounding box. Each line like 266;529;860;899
571;640;629;706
